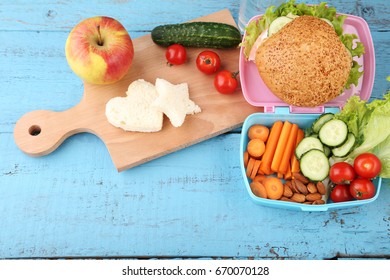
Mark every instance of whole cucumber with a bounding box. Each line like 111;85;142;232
151;22;242;49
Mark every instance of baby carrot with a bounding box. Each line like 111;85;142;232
259;121;283;175
250;159;262;179
284;163;292;180
243;151;249;168
291;129;304;173
246;157;256;178
278;123;299;174
271;121;292;173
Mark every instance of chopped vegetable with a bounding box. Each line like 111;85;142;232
279;123;299;174
259;121;283;175
248;124;269;141
263;177;284;200
291;129;304;173
271;121;293;173
333;92;390;178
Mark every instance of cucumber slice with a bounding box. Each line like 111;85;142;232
323;145;332;157
312;113;334;133
318;119;348;147
332;133;356;157
295;136;324;159
300;149;330;182
268;16;293;36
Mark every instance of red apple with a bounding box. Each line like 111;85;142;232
65;16;134;85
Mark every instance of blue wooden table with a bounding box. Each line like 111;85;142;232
0;0;389;260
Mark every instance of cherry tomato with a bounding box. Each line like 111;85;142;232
196;50;221;75
353;153;382;179
214;70;239;94
329;162;356;184
349;178;376;200
165;44;187;65
330;184;354;203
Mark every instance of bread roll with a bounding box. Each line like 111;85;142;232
255;16;352;107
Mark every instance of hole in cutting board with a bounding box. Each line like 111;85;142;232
29;125;41;136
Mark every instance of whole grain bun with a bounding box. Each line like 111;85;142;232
255;15;352;107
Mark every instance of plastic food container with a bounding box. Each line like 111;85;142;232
239;14;380;211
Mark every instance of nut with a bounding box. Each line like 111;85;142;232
292;172;310;184
280;196;293;202
283;184;293;198
307;182;318;193
290;179;300;193
250;181;267;198
313;199;325;205
294;179;308;195
316;181;326;195
291;193;306;203
305;192;323;202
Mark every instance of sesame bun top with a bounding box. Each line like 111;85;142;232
255;15;352;107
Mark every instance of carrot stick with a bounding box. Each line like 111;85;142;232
259;121;283;175
250;160;262;179
284;162;292;180
291;129;304;173
271;121;292;173
278;123;299;174
246;157;256;178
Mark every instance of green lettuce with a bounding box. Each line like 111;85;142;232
241;0;365;91
333;92;390;178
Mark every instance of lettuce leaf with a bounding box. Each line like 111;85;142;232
241;5;278;59
241;0;365;91
333;92;390;178
371;135;390;178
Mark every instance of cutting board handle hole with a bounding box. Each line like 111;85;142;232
28;125;41;136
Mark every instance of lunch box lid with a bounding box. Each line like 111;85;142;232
239;14;375;114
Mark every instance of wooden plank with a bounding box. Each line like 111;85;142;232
0;0;389;260
0;133;389;259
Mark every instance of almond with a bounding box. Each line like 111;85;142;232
313;199;326;205
290;179;300;193
250;181;267;198
292;172;310;184
291;193;306;203
307;182;318;194
280;196;293;202
305;192;323;202
294;179;308;195
316;181;326;195
283;184;293;198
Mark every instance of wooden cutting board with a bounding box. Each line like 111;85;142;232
14;9;260;172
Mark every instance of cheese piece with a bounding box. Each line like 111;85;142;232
152;78;201;127
105;79;163;132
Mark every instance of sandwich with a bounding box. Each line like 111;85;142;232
241;0;365;107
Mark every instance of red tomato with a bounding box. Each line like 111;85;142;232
214;70;239;94
354;153;382;179
349;178;376;200
165;44;187;65
331;184;354;203
196;50;221;75
329;162;356;184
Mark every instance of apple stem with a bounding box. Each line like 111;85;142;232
97;25;103;46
